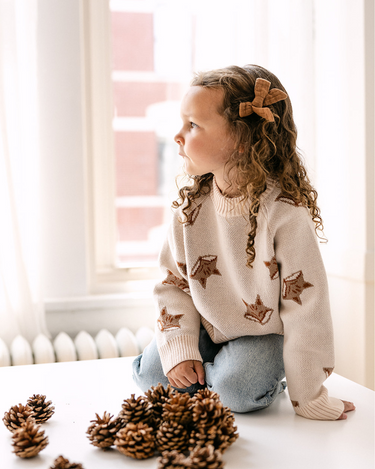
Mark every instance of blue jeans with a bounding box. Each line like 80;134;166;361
132;328;286;413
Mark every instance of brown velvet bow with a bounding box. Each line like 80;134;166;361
239;78;288;122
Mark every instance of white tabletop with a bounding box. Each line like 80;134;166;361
0;357;373;468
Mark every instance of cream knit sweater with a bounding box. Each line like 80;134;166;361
154;178;345;420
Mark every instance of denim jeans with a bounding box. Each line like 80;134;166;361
132;328;286;413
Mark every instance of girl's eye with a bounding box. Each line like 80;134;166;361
190;122;198;129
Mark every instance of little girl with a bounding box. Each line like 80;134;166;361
133;64;355;420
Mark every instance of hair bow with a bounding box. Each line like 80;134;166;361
239;78;288;122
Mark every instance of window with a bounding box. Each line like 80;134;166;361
110;0;262;268
82;0;316;291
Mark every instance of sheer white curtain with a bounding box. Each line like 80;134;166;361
0;0;49;347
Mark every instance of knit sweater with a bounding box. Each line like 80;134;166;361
154;177;345;420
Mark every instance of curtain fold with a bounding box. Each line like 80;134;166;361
0;0;49;347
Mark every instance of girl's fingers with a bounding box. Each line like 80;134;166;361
168;377;177;387
194;361;205;385
168;372;191;389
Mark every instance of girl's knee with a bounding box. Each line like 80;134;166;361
205;361;285;413
209;378;284;413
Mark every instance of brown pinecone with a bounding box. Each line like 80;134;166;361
191;388;220;403
191;397;225;428
187;444;224;469
114;422;155;459
27;394;55;423
156;420;189;453
2;403;33;432
162;392;192;426
189;402;238;453
118;394;154;428
49;455;84;469
215;410;239;453
157;449;188;469
145;383;175;428
188;425;217;451
12;419;48;458
87;411;122;449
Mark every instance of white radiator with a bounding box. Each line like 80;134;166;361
0;327;155;367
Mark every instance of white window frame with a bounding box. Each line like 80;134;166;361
80;0;161;294
79;0;317;293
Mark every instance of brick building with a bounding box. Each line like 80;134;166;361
111;8;186;265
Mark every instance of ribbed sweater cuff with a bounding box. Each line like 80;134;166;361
294;386;345;420
158;335;202;375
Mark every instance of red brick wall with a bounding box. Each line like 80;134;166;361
113;81;181;117
117;207;164;242
115;131;158;197
111;10;182;262
111;12;154;71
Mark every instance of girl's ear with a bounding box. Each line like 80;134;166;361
238;144;244;153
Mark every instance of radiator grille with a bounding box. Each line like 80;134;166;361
0;327;154;366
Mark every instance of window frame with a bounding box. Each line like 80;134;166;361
81;0;161;294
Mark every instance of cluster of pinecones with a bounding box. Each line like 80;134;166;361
86;383;239;468
2;395;83;467
2;394;54;459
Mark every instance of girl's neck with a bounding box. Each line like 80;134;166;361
214;173;241;198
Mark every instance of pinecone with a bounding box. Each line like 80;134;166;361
145;383;175;428
162;392;192;426
191;388;220;403
191;396;225;428
114;422;155;459
27;394;55;423
215;410;239;453
118;394;154;428
12;419;48;458
187;444;224;469
49;455;84;469
2;403;33;432
188;425;217;451
156;420;189;453
157;449;188;469
86;411;122;449
189;397;238;453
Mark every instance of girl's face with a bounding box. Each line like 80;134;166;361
174;86;235;181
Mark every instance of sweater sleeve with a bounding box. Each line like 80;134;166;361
271;201;344;420
153;213;202;375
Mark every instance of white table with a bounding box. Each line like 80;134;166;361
0;357;373;468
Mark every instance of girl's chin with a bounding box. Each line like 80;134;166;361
183;163;205;177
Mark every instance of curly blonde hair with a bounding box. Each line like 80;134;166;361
173;64;325;267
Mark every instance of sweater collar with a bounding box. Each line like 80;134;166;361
210;177;249;217
210;176;276;217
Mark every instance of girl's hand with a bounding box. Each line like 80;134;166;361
167;360;205;389
337;400;356;420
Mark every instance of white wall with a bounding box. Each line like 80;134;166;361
314;0;374;389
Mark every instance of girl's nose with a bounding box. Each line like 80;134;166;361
174;131;184;145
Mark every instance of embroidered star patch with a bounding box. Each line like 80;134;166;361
190;255;221;289
162;270;190;293
185;203;202;226
275;193;303;207
177;261;187;276
323;367;334;378
282;270;313;305
157;307;184;332
243;295;274;325
264;256;279;280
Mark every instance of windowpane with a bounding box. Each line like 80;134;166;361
109;0;256;267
